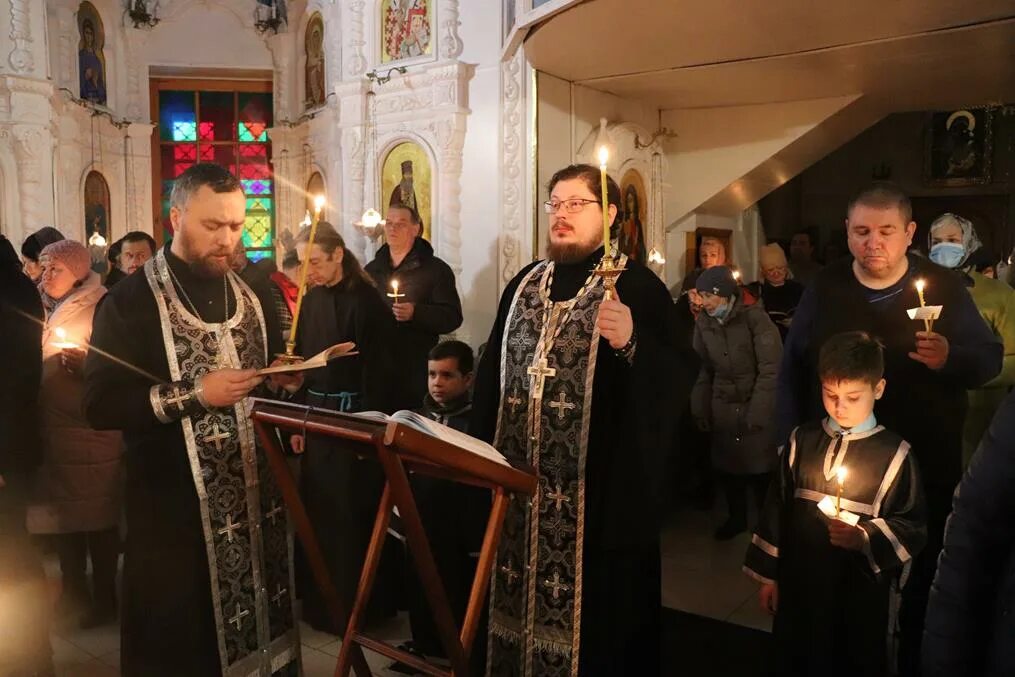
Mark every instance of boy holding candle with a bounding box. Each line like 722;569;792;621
745;331;927;676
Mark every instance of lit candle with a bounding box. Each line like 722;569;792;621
387;278;404;303
598;145;611;260
915;278;931;332
732;269;741;283
52;327;80;350
835;466;848;516
286;195;327;357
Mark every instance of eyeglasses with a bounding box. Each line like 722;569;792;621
543;198;600;215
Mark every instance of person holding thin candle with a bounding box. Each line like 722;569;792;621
776;182;1001;676
366;202;463;410
28;239;124;628
747;331;927;677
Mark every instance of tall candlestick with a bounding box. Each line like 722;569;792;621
835;466;847;516
915;278;931;332
285;194;326;358
598;145;610;260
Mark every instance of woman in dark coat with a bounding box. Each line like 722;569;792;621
923;390;1015;677
691;266;782;539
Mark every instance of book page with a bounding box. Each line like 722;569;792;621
257;342;358;375
388;410;509;466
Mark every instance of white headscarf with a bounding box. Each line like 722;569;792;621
928;212;982;267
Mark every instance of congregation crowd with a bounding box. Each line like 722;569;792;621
1;162;1014;676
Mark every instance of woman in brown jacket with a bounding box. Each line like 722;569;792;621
28;239;123;628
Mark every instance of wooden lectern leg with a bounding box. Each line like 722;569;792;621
334;481;394;677
376;447;470;676
253;420;372;677
460;487;509;652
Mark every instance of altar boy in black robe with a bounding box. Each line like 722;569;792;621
287;221;398;630
472;164;685;676
745;331;926;677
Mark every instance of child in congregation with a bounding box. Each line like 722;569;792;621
395;340;488;672
744;331;927;676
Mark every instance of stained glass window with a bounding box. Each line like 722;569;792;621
155;86;274;260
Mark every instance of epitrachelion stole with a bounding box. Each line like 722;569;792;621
145;252;300;676
488;257;623;677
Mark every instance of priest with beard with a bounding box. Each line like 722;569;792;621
285;221;399;631
471;164;685;675
83;163;300;676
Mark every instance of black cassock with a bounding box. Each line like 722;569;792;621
292;278;398;630
83;247;296;676
471;248;686;676
744;419;927;677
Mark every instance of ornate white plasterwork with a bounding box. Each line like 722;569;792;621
498;47;526;291
345;0;367;78
8;0;35;73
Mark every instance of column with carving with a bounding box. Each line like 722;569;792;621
123;30;147;120
344;0;367;79
8;0;35;73
433;116;465;276
267;33;293;124
13;124;55;232
125;122;155;233
498;49;527;292
267;125;296;251
440;0;464;61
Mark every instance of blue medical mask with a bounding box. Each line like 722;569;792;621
930;242;966;268
707;300;731;321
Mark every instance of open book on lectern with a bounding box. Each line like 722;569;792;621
353;410;509;467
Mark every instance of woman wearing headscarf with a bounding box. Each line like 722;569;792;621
928;212;1015;465
19;226;65;282
28;239;123;628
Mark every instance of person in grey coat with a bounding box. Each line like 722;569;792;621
691;266;782;540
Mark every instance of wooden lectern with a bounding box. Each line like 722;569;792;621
249;399;537;677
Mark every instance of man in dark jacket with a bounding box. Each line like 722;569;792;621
777;182;1003;676
0;234;53;675
366;203;463;410
923;390;1015;677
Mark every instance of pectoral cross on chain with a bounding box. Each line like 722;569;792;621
527;358;556;401
548;391;576;421
164;386;189;412
500;560;521;585
228;603;250;631
201;423;231;453
218;513;243;544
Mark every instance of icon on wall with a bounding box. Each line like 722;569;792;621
381;0;433;64
77;1;107;105
925;107;994;187
381;141;432;241
618;169;648;264
305;13;326;109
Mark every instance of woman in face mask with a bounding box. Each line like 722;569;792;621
929;212;1015;467
690;265;783;540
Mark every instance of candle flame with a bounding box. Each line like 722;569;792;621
360;208;384;229
313;195;326;213
836;466;848;486
391;279;399;292
915;279;925;294
54;327;67;340
597;145;609;168
648;247;666;265
732;269;741;281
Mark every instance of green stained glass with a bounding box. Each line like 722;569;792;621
172;121;197;142
238;123;268;143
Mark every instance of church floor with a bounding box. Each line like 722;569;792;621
42;501;768;676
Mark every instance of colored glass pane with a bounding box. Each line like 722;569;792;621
247;249;272;262
158;91;195;142
238;157;271;181
161;145;197;181
239;144;267;159
238;92;272;141
242;179;272;196
238;123;268;142
243;213;272;248
198;91;235;141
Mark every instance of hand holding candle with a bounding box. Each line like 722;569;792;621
387;278;404;302
51;327;80;350
915;278;931;332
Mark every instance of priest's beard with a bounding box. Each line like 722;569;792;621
546;236;599;265
177;236;233;279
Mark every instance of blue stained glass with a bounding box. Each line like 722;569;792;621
172;120;197;142
242;179;272;195
247;249;272;262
